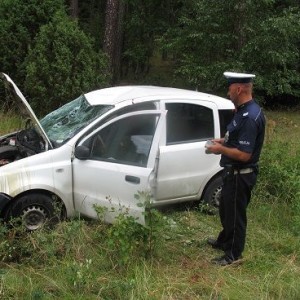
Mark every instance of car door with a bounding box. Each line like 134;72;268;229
72;110;165;224
154;101;221;202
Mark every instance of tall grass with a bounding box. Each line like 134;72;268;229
0;110;299;299
0;112;23;135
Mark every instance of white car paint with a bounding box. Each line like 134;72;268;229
0;73;234;228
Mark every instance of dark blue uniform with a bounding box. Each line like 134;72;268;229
216;99;265;260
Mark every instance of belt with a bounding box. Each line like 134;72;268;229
233;168;254;175
224;166;254;175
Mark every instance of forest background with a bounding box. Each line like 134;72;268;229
0;0;299;115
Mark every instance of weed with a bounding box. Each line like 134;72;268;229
198;202;218;215
93;204;108;222
100;191;168;267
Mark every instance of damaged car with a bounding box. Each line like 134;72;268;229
0;72;234;230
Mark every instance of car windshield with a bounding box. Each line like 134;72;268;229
40;95;113;146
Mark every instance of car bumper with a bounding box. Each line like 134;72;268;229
0;193;12;216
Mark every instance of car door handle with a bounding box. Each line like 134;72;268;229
125;175;140;184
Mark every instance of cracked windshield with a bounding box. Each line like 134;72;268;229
40;95;113;146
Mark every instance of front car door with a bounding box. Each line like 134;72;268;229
72;110;165;224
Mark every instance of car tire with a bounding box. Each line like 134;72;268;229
9;193;60;231
202;175;223;207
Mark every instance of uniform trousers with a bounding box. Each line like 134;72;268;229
216;167;257;260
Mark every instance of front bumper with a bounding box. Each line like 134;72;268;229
0;193;12;217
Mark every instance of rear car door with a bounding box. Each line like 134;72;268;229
72;110;165;224
154;101;221;202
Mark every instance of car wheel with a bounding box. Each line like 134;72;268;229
202;175;223;207
9;193;60;231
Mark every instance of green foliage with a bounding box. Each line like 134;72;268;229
122;0;180;78
255;112;300;234
258;141;300;203
240;6;300;98
24;11;110;115
1;0;299;108
0;220;32;262
106;213;147;266
104;191;167;267
0;0;65;82
161;0;300;102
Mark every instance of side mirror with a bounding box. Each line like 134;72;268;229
74;145;90;160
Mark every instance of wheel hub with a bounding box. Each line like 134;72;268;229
212;186;222;206
22;206;47;230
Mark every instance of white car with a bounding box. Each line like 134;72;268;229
0;73;234;230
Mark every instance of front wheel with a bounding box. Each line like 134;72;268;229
202;175;223;207
8;193;61;231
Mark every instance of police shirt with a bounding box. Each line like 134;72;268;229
220;99;265;168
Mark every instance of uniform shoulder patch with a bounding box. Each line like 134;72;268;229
243;112;249;117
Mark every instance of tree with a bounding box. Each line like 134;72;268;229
240;5;300;102
24;11;110;115
161;0;300;104
69;0;79;19
103;0;125;83
0;0;65;83
121;0;181;80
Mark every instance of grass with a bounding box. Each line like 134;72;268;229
0;109;299;299
0;112;24;135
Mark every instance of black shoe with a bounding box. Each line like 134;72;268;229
207;238;223;250
211;255;242;266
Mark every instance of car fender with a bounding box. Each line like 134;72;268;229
0;145;75;217
198;167;223;198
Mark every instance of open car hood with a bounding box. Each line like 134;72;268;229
0;72;52;149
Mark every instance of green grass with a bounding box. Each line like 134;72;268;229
0;112;23;135
0;110;299;299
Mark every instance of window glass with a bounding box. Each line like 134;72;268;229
84;114;157;167
78;102;157;148
166;103;214;144
40;95;113;146
218;109;234;137
104;102;157;123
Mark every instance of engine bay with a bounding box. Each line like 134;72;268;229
0;128;45;166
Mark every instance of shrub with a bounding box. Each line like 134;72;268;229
258;140;299;203
0;0;65;83
24;11;110;115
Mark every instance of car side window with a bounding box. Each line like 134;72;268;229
83;114;157;167
166;103;214;144
80;102;158;142
219;109;234;137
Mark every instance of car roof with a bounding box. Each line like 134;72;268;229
84;85;233;109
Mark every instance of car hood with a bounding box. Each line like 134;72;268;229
0;72;52;149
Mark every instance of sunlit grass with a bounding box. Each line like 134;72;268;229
0;112;23;135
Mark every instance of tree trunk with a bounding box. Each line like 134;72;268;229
103;0;125;84
235;1;246;51
69;0;79;19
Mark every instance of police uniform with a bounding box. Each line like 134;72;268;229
213;72;265;263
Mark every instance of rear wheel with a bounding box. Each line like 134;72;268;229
9;193;61;230
202;175;223;207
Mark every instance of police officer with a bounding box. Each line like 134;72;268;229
205;71;265;266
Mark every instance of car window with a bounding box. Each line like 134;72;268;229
114;102;157;115
83;114;158;167
166;103;214;144
218;109;234;137
79;101;157;142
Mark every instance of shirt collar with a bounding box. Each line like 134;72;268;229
237;99;253;110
